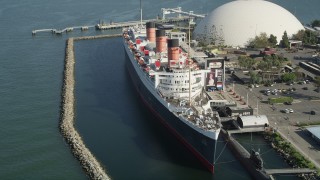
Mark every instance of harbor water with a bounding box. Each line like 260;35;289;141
0;0;319;179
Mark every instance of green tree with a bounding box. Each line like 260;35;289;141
249;71;260;84
257;55;282;71
294;66;304;81
314;76;320;92
303;30;318;45
268;34;278;47
280;31;290;48
281;72;296;82
247;32;269;48
311;19;320;28
292;29;318;45
292;30;305;41
257;61;266;71
238;56;255;70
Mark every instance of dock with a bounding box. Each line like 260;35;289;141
32;26;95;35
95;16;193;30
32;6;204;36
31;16;191;35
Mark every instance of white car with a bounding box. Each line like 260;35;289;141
288;108;294;113
282;109;290;113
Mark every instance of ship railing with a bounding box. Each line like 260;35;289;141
144;73;155;87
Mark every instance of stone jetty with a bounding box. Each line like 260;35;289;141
60;34;121;179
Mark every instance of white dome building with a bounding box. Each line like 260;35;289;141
193;0;304;47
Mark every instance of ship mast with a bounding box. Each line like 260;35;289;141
140;0;143;27
188;17;191;106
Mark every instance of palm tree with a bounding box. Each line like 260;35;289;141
294;66;303;81
314;76;320;93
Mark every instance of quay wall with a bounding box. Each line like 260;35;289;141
59;34;121;179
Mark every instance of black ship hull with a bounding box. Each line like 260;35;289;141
123;41;219;173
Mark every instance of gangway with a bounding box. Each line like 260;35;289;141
264;168;316;175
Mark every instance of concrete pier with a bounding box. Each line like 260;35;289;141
60;34;121;179
32;16;194;36
32;26;95;35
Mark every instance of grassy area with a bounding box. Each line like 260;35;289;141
264;132;320;176
297;122;320;127
268;96;293;104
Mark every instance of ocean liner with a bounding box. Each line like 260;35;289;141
122;22;221;173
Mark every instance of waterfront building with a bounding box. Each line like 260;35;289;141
306;126;320;144
193;0;304;47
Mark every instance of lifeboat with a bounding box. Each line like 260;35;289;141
155;60;161;69
138;59;145;65
143;65;150;72
135;56;142;61
135;52;141;57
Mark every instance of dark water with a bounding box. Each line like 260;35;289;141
0;0;319;179
234;133;300;180
74;38;250;179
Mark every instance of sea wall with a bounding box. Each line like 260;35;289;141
60;34;121;179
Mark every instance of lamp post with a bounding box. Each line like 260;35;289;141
246;92;248;106
233;81;235;92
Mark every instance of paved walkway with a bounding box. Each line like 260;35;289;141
277;127;320;169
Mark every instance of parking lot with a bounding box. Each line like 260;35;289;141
226;77;320;125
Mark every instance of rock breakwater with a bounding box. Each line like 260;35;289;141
60;34;121;179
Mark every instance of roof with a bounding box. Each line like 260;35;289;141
306;126;320;140
289;40;302;44
194;0;304;47
238;115;269;127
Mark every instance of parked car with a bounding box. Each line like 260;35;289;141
281;109;290;113
284;101;292;105
288;108;294;113
264;89;271;95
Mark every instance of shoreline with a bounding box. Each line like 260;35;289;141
59;34;121;179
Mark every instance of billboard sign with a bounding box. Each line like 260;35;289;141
206;58;224;90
